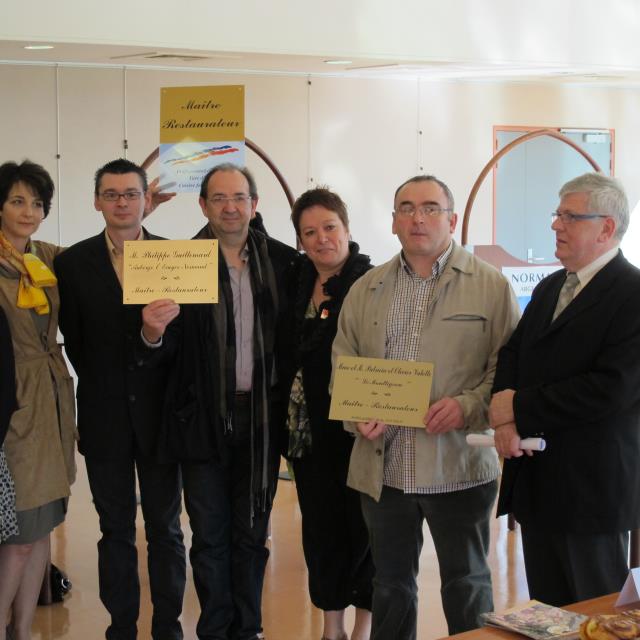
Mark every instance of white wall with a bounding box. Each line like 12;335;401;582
2;63;640;265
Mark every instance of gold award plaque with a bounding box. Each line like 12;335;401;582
123;239;217;304
329;356;434;427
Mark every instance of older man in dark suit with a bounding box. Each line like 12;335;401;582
55;159;185;640
490;172;640;606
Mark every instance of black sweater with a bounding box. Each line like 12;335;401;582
280;242;372;459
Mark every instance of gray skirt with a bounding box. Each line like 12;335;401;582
1;496;66;545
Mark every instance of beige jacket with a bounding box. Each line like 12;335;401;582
332;242;520;500
0;241;77;511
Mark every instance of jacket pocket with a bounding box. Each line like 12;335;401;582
439;313;491;369
442;312;488;331
4;405;36;465
6;405;35;442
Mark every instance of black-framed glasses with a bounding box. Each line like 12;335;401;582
207;195;252;207
100;190;143;202
395;204;452;217
551;211;609;225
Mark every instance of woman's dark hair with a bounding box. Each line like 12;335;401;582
0;160;55;217
290;186;349;237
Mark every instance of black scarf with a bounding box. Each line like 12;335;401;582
293;241;371;369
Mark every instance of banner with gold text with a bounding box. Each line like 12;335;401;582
123;240;218;304
159;85;245;192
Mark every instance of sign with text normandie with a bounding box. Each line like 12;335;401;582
122;239;218;304
329;356;434;428
159;85;245;193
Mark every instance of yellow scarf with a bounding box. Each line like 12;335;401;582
0;231;57;315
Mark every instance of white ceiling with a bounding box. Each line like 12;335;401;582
3;0;640;86
1;39;639;87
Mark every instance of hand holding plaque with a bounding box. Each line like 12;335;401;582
329;356;434;428
141;299;181;343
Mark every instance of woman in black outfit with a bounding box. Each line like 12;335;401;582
284;187;374;640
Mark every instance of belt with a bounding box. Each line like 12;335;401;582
234;391;251;404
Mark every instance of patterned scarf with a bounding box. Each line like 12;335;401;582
0;231;57;314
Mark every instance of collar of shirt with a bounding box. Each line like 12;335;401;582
574;245;619;295
399;241;453;280
105;227;144;256
224;243;250;271
105;227;143;285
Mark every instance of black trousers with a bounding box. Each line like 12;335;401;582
181;396;274;640
292;449;373;611
521;526;629;606
85;454;186;640
360;481;497;640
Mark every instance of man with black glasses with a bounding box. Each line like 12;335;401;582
55;158;186;640
491;172;640;606
332;175;519;639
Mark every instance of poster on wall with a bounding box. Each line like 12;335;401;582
159;85;245;192
502;265;563;310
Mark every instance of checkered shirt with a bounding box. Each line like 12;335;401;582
383;243;491;494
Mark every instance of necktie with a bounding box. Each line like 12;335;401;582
552;272;579;321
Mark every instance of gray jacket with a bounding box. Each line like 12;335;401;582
332;242;520;500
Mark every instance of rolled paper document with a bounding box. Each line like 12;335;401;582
466;433;546;451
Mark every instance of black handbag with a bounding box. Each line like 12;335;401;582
38;563;72;605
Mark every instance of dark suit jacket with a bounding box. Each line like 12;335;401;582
495;251;640;534
54;229;172;461
0;306;16;445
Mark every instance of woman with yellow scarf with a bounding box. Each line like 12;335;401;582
0;161;77;640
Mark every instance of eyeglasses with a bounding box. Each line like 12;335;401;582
100;191;143;202
551;211;609;225
207;195;252;207
394;204;452;218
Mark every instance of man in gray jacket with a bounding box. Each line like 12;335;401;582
332;175;519;640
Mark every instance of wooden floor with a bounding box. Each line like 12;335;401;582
33;456;530;639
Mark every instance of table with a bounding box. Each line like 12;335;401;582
440;593;622;640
